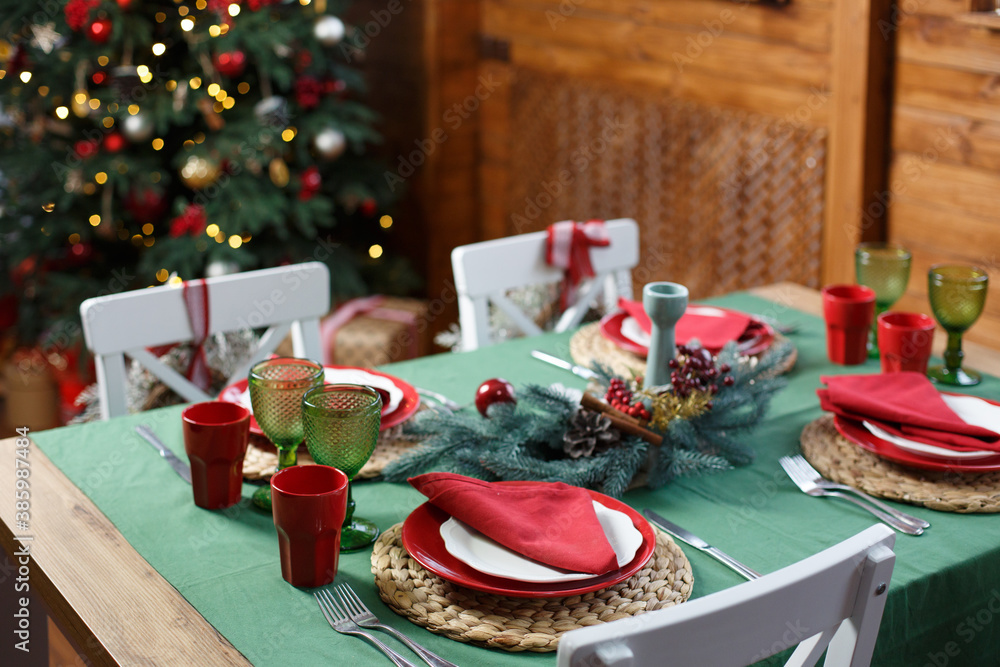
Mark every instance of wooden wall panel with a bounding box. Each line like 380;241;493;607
889;0;1000;346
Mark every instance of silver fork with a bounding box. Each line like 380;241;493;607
784;455;930;529
335;583;459;667
314;589;421;667
779;456;925;535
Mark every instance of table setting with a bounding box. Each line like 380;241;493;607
8;276;1000;666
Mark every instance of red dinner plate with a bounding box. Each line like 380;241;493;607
401;485;657;598
833;401;1000;473
218;365;420;437
598;307;774;358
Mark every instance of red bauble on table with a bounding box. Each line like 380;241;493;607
86;17;113;44
214;50;247;78
102;132;126;153
475;378;516;417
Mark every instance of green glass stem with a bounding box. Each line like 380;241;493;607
943;331;965;374
343;480;356;528
868;303;890;358
277;446;298;470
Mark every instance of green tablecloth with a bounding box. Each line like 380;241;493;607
32;293;1000;666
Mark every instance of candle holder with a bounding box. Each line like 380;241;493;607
642;282;689;388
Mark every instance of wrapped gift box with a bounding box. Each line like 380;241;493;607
278;296;431;368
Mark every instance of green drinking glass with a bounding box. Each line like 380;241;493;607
248;357;324;511
855;243;912;358
927;264;989;386
302;384;382;551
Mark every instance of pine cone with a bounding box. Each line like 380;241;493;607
562;409;621;459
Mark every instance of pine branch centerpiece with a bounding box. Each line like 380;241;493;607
382;339;794;497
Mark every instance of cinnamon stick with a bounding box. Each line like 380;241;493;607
581;393;663;447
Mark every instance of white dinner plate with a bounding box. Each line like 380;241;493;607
232;367;403;414
438;500;644;584
862;394;1000;460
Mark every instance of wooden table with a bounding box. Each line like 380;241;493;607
2;282;998;666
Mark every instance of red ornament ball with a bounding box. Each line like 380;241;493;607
74;139;100;159
116;0;134;8
213;50;247;78
102;132;126;153
360;197;377;217
475;378;516;417
125;187;168;225
86;17;113;44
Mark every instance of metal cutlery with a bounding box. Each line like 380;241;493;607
530;350;597;380
415;388;462;412
314;589;421;667
779;456;925;535
782;454;929;529
334;583;458;667
135;424;192;484
642;509;761;580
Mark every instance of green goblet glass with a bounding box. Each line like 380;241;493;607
855;243;912;358
927;264;989;386
302;384;382;551
248;357;324;511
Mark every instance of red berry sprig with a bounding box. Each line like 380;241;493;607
604;378;652;421
667;345;734;409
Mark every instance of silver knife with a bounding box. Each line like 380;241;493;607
135;424;192;484
643;509;761;580
530;350;597;380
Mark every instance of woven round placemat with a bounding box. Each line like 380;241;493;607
569;322;797;380
800;416;1000;513
242;422;423;481
369;522;692;652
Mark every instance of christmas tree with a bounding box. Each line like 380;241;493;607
0;0;416;346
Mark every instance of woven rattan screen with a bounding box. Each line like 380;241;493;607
505;68;827;297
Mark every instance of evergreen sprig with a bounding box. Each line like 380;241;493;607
383;342;793;497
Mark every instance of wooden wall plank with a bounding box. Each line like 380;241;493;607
893;105;1000;171
823;0;895;283
895;62;1000;124
898;14;1000;73
890;153;1000;221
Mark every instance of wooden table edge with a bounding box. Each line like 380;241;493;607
749;282;1000;377
0;436;251;666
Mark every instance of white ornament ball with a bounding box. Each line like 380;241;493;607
314;16;345;47
313;128;347;161
121;112;154;142
205;260;240;278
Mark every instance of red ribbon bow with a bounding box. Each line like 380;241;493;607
545;220;610;310
182;279;212;391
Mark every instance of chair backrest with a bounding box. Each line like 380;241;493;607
80;262;330;420
451;218;640;350
557;524;896;667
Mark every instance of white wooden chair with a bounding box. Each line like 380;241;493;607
557;524;896;667
79;262;330;420
451;218;640;350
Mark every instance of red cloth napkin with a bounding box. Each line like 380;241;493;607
818;373;1000;452
617;298;753;351
409;472;619;575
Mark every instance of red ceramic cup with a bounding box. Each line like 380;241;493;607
878;311;936;374
181;401;251;510
270;465;349;588
822;284;876;365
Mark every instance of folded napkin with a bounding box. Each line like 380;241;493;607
818;373;1000;452
617;298;753;351
409;472;619;575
